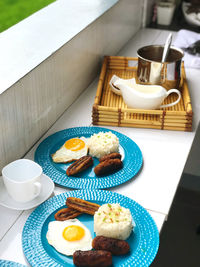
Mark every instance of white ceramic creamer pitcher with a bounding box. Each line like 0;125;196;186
110;75;181;110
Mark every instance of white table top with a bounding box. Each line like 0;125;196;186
1;28;200;266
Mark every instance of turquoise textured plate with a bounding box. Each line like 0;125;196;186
22;190;159;267
34;126;143;189
0;260;26;267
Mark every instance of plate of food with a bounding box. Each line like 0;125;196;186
22;190;159;267
34;127;143;189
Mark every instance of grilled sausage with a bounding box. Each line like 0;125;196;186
66;156;93;176
92;236;130;255
73;250;112;267
94;158;123;176
99;152;122;163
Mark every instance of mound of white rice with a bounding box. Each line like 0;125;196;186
88;132;119;158
94;203;133;240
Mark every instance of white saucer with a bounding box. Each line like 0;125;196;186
0;174;55;210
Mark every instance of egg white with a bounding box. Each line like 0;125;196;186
46;219;92;256
52;137;88;163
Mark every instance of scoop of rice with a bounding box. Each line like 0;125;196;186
94;203;133;240
88;132;119;158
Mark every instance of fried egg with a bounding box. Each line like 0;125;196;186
52;137;88;163
46;219;92;256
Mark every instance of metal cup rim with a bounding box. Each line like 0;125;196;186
137;45;184;63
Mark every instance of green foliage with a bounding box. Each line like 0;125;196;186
0;0;55;33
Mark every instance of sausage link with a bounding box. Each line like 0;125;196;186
99;153;122;163
94;158;123;176
73;250;112;267
92;236;130;255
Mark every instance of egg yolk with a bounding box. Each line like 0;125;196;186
64;138;85;151
63;225;85;241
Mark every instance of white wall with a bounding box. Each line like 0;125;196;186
0;0;143;172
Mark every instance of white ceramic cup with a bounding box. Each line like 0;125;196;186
2;159;42;203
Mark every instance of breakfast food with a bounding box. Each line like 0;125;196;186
46;219;92;256
99;152;122;162
55;207;82;221
73;250;112;267
48;198;133;266
66;197;100;215
52;137;88;163
92;236;130;255
66;156;93;176
52;132;123;177
94;203;133;240
94;158;123;176
88;132;119;158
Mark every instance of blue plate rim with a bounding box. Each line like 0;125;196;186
34;126;143;189
22;189;159;267
0;260;26;267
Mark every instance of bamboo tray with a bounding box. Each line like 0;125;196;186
92;56;193;131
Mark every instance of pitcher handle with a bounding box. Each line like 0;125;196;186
109;75;122;96
160;89;181;108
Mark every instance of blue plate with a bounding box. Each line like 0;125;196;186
34;126;143;189
22;190;159;267
0;260;26;267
